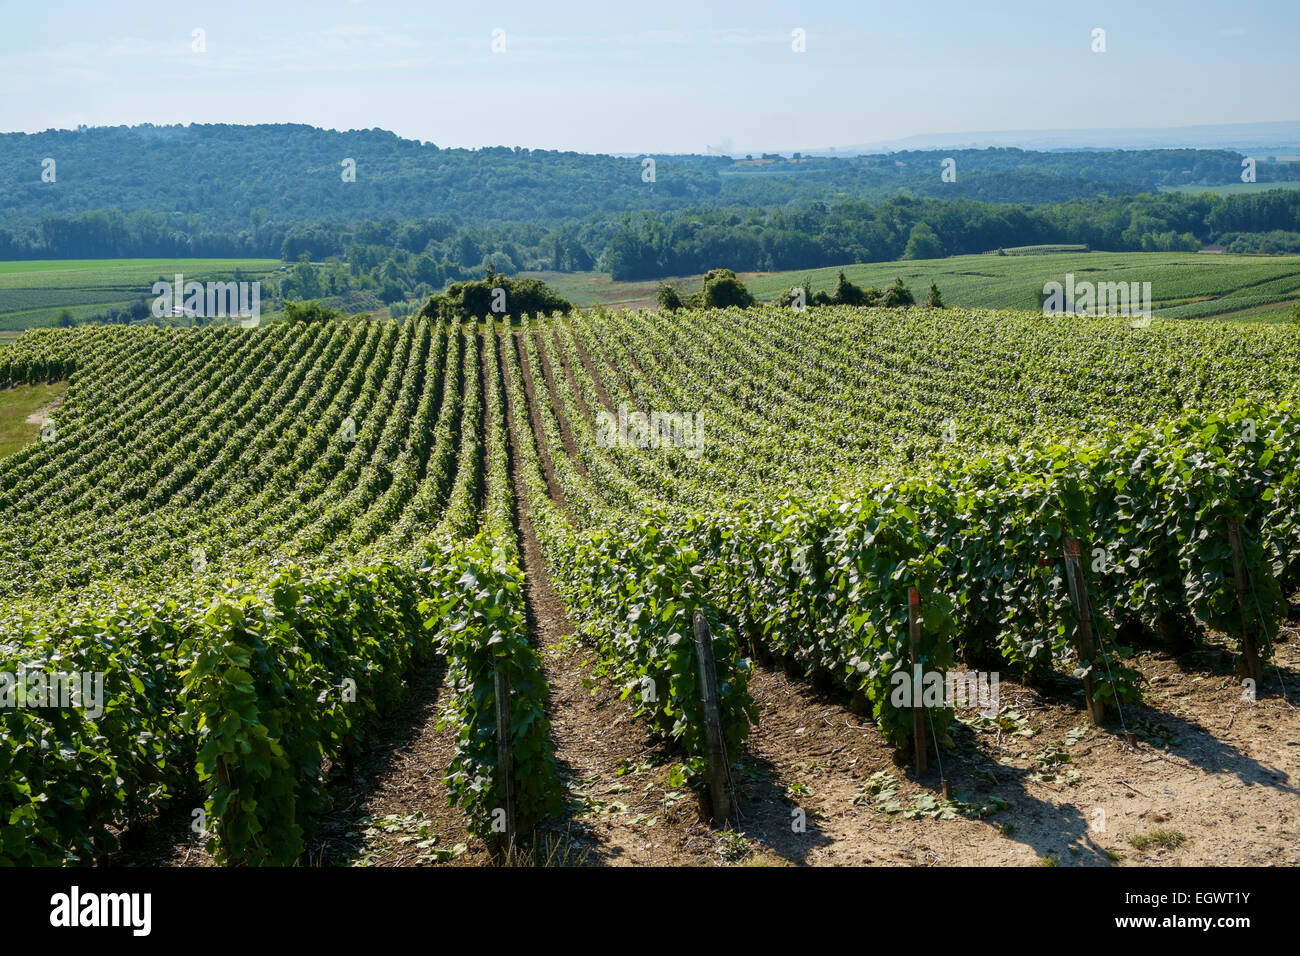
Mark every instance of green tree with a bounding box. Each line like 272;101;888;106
903;222;944;260
656;284;683;312
482;251;518;275
380;280;405;304
283;300;343;323
698;268;754;309
925;282;945;308
414;254;441;286
881;278;915;307
419;269;572;321
292;254;322;299
833;271;868;306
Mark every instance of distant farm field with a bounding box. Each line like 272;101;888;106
1159;182;1300;196
527;251;1300;321
0;258;280;330
4;252;1297;332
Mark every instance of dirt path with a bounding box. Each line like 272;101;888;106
502;329;722;866
572;324;648;415
549;327;593;421
514;332;570;509
308;659;480;867
25;394;62;427
567;326;617;413
527;327;588;479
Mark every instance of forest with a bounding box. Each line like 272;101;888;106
3;124;1299;281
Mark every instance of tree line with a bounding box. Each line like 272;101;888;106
5;189;1300;287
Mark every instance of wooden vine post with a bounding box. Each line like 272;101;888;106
493;664;516;854
908;587;926;774
214;756;233;858
692;610;732;823
1062;537;1106;726
1226;519;1263;684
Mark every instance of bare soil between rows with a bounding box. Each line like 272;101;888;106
729;628;1298;866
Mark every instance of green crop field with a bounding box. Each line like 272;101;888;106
8;252;1296;335
1159;182;1300;196
526;250;1300;321
3;307;1300;866
0;258;281;331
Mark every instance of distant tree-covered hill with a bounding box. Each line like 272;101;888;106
4;124;1294;237
2;124;1299;280
0;124;733;232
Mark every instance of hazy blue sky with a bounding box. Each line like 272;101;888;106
0;0;1294;153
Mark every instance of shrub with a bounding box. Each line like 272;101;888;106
881;278;916;307
833;271;869;306
656;284;683;312
698;268;755;309
419;268;573;321
283;300;344;323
